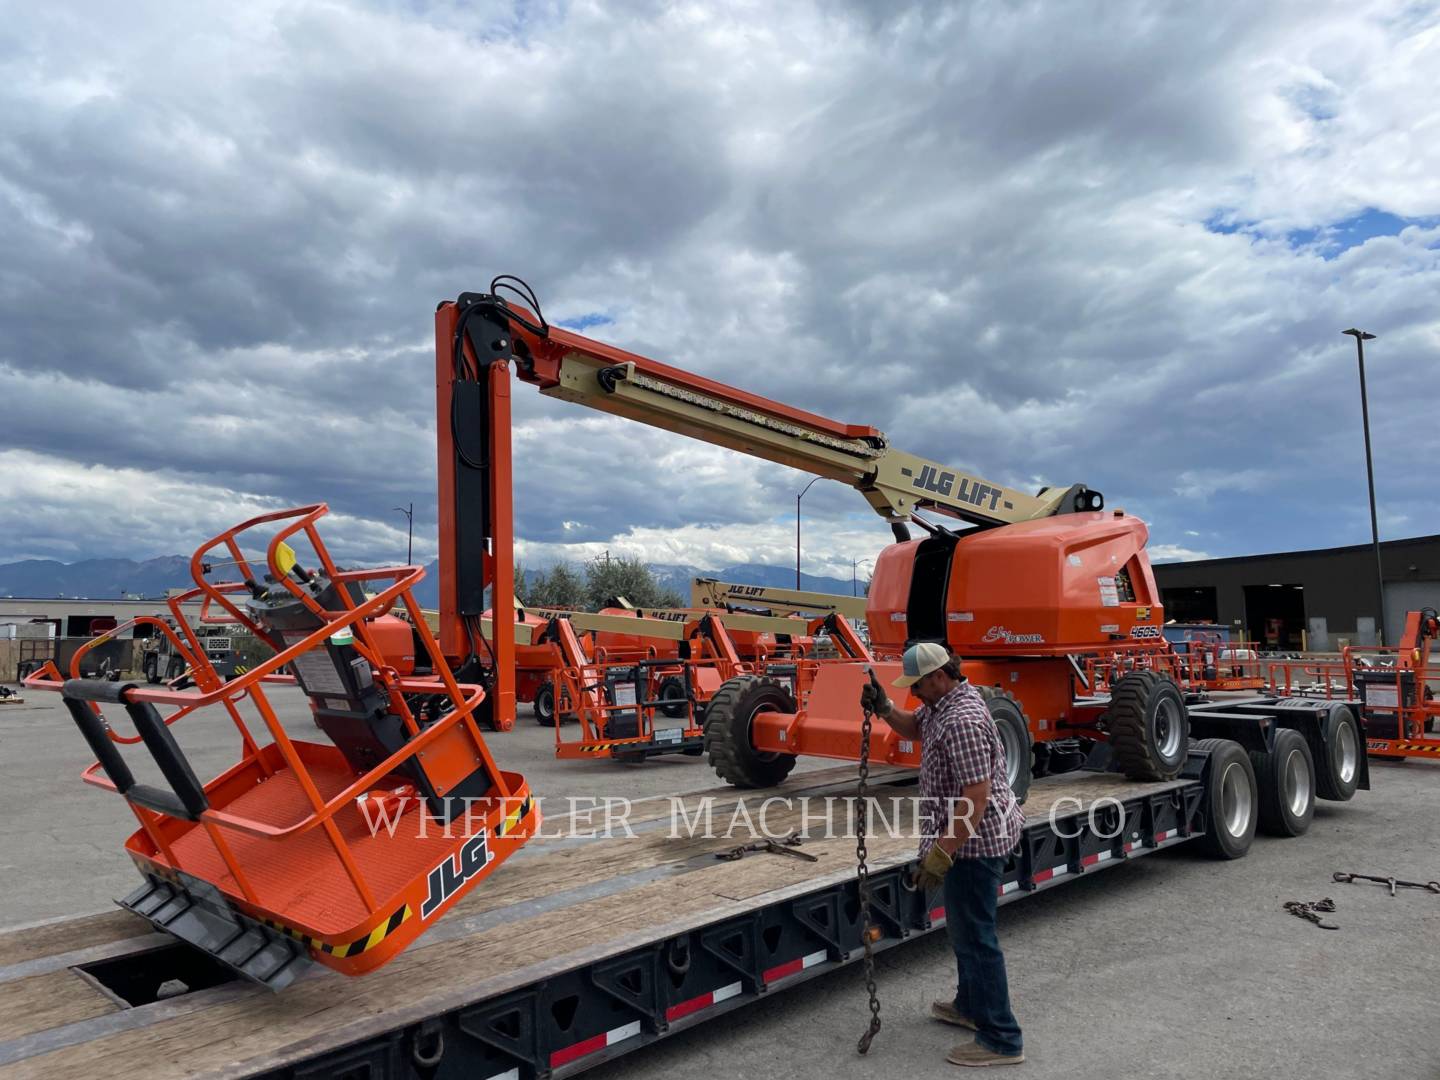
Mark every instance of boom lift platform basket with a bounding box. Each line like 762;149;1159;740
23;505;536;986
1264;608;1440;760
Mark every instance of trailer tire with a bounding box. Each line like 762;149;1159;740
1193;738;1257;859
1108;673;1189;780
978;687;1032;803
534;682;556;726
143;655;161;685
704;675;798;788
1314;703;1361;802
657;676;689;720
1249;728;1315;837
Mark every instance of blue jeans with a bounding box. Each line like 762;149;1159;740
942;855;1023;1056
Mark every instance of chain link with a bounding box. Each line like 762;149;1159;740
1283;897;1338;929
855;702;882;1054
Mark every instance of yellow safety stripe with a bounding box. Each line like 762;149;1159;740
495;794;534;837
265;795;534;956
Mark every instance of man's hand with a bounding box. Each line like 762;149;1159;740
914;841;953;892
859;669;891;718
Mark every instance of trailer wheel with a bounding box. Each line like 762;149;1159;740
1315;703;1360;802
534;681;556;726
704;675;798;788
978;687;1032;803
1108;673;1189;780
1192;738;1257;859
1249;728;1315;837
657;676;689;720
143;655;161;685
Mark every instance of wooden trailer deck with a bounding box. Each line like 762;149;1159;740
0;766;1190;1079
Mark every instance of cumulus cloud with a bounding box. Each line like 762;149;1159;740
1149;544;1215;564
1;0;1437;577
0;449;414;564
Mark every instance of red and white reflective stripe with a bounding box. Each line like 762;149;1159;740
929;878;1017;921
1079;849;1117;868
762;949;827;983
550;1020;642;1068
1123;839;1141;853
483;1070;520;1080
664;980;742;1022
1154;828;1179;843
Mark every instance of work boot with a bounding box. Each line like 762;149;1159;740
946;1041;1025;1067
930;1001;977;1030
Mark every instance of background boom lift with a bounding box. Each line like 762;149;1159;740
691;577;871;625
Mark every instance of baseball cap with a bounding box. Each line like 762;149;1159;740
892;641;952;688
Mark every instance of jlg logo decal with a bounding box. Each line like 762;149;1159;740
420;831;494;918
910;466;1011;511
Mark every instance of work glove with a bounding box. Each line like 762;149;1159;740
859;669;892;718
914;842;953;893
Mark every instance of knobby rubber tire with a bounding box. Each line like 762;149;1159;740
656;675;689;720
1108;673;1189;780
704;675;799;788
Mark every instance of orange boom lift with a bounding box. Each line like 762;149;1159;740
26;275;1180;985
444;279;1181;801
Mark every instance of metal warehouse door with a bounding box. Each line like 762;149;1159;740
1385;581;1440;646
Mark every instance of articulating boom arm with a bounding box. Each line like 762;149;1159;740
691;578;870;623
434;280;1104;690
457;287;1102;529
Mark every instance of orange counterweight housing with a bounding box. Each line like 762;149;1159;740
867;511;1165;657
365;613;419;676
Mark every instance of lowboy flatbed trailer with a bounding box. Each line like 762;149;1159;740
0;695;1368;1080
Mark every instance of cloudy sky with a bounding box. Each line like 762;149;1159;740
2;0;1437;580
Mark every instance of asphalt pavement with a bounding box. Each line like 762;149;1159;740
1;683;1436;1079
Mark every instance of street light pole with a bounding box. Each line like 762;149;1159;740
1342;329;1386;644
852;557;873;596
393;502;414;565
796;477;822;589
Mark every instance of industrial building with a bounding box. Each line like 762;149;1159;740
0;597;205;682
1152;533;1440;650
0;596;201;639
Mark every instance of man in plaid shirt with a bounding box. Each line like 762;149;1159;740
861;641;1025;1067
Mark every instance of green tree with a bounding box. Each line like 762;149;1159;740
527;562;588;609
584;554;682;610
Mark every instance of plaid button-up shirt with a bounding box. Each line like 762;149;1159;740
915;680;1024;859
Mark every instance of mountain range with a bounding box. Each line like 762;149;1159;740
0;555;863;607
